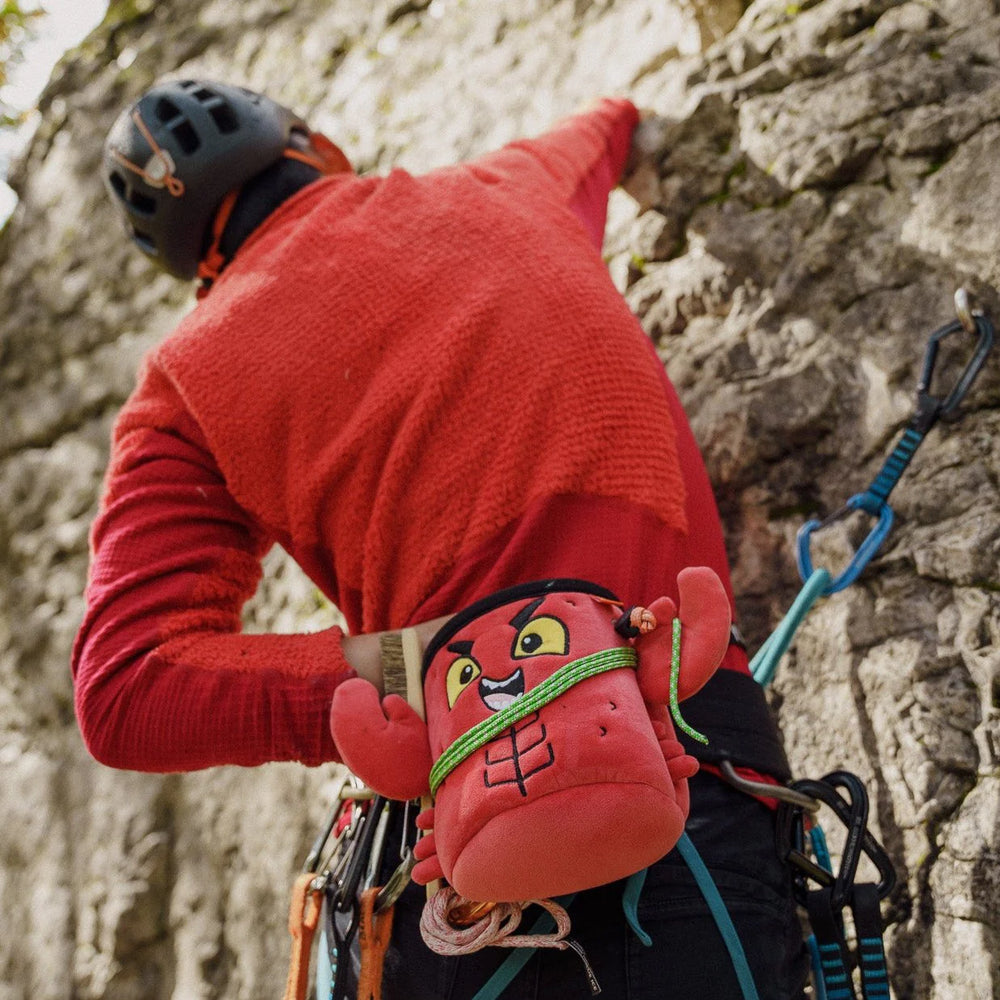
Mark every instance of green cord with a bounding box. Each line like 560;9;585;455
429;646;637;795
669;618;708;744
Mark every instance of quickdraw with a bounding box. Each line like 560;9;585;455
797;288;994;595
744;289;994;999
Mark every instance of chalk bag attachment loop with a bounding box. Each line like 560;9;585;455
797;288;995;595
776;772;896;1000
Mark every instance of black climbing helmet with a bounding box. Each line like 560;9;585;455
103;79;314;280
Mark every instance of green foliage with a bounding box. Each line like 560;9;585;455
0;2;43;128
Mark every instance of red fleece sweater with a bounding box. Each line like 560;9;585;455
73;98;746;773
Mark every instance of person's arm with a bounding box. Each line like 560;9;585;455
72;360;356;772
465;97;640;249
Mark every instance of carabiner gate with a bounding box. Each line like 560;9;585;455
914;294;994;432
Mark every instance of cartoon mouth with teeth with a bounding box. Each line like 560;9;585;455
478;668;525;711
330;570;731;902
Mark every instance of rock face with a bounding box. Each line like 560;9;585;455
2;0;998;997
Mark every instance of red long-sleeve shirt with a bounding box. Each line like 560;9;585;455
72;98;747;773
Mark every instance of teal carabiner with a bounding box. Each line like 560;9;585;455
796;497;894;595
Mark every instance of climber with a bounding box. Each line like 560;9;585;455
74;77;809;998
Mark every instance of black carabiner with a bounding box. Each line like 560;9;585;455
913;302;994;434
776;800;836;900
790;771;895;906
334;795;387;913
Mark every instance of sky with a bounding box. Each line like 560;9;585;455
1;0;109;222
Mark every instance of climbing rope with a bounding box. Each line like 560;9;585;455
420;886;572;955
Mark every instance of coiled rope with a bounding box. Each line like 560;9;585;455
419;886;571;955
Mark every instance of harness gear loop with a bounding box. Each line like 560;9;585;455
110;110;186;196
281;872;324;1000
719;759;820;812
796;289;994;595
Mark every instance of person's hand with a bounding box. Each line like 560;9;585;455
621;110;673;208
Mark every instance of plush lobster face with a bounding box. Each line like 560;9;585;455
330;567;730;903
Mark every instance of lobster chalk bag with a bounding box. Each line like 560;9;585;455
331;569;732;990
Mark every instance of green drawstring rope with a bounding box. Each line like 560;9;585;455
668;617;708;744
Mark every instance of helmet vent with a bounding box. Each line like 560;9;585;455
208;101;239;134
129;189;156;214
170;120;200;154
154;97;181;123
109;171;156;215
187;84;239;134
132;226;156;254
153;96;200;154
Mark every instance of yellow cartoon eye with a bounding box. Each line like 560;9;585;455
512;616;568;659
446;656;482;708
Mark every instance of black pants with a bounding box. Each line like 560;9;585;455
355;772;808;1000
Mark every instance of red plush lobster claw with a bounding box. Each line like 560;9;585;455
634;566;731;705
329;681;433;801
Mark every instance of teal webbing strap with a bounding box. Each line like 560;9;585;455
622;868;652;946
469;837;760;1000
429;647;636;794
677;832;761;1000
749;568;831;688
469;895;575;1000
807;935;830;1000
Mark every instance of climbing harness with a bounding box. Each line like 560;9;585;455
284;290;993;1000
